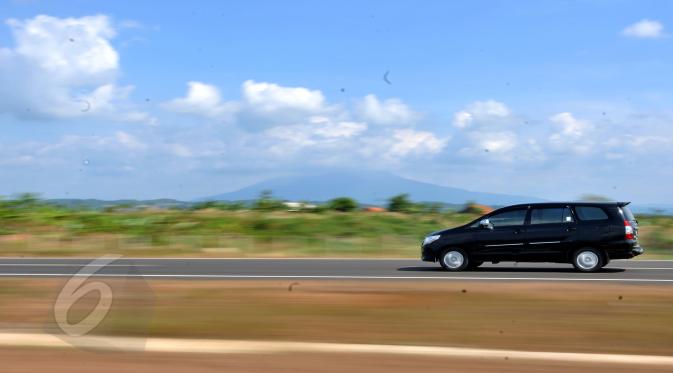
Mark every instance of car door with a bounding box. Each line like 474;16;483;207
574;205;612;246
472;208;528;262
520;206;576;262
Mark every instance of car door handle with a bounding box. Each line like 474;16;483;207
514;229;524;234
566;227;577;232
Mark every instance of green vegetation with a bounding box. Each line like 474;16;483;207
0;194;671;258
326;197;358;212
387;193;413;212
251;190;285;211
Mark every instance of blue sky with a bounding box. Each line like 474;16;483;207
1;0;672;203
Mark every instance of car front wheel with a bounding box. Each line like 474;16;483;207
440;248;469;271
572;248;604;272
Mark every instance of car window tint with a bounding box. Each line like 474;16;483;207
489;209;527;227
530;208;565;224
620;206;636;221
562;207;574;222
575;206;608;221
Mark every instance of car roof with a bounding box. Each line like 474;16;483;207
500;201;630;210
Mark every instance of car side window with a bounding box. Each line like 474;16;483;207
575;206;608;221
530;208;566;224
488;209;527;227
562;207;574;222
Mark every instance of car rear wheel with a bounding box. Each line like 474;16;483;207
572;248;604;272
440;248;469;271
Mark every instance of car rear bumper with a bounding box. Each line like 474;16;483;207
631;246;644;257
607;244;644;259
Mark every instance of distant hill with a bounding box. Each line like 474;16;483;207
629;204;673;215
202;170;544;206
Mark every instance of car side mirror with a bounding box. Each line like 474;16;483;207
479;218;493;229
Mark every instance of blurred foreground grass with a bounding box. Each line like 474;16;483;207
0;196;672;257
1;279;673;356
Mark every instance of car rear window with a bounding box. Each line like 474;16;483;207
530;208;573;224
575;206;609;221
621;206;636;221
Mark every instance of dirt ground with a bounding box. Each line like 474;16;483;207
1;279;673;357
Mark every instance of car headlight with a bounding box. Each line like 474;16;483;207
423;234;441;246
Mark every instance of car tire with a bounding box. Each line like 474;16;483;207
572;248;604;272
440;248;469;271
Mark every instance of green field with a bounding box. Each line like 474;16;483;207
0;196;671;258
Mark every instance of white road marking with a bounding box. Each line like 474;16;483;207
0;273;671;283
0;333;672;365
10;257;445;260
0;264;159;267
633;259;673;262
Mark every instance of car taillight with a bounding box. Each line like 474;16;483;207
624;220;635;240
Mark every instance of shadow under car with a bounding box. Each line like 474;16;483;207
397;266;626;273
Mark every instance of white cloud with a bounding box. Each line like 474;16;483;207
242;80;325;113
548;112;594;155
163;80;447;165
470;100;510;117
162;81;238;120
452;111;473;128
631;135;672;148
0;14;154;124
312;120;367;138
358;94;419;125
6;15;118;80
165;82;422;136
263;118;367;154
115;131;146;150
622;19;664;38
472;131;518;154
167;143;193;158
452;100;510;128
164;80;329;125
455;131;523;162
550;112;590;137
389;129;446;157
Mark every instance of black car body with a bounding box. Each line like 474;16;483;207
421;202;643;272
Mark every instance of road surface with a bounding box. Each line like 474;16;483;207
0;258;671;283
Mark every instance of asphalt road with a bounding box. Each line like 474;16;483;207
0;258;671;283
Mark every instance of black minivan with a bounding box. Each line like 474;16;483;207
421;202;643;272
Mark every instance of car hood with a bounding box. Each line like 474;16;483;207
428;226;463;236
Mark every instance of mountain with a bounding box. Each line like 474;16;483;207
629;204;673;215
202;170;544;206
